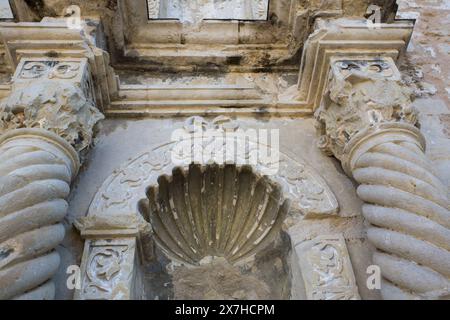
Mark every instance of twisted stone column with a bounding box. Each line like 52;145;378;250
316;58;450;299
0;59;103;299
0;129;79;299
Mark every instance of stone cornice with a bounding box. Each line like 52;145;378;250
0;19;118;111
296;18;414;111
0;17;415;117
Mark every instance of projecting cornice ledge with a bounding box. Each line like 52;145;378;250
0;18;119;111
294;18;415;111
0;17;414;117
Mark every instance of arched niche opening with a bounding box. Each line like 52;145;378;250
137;163;292;300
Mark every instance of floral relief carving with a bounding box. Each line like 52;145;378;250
276;160;338;217
19;61;82;80
82;244;129;299
315;58;419;160
147;0;161;19
96;150;172;213
89;117;338;220
296;235;360;300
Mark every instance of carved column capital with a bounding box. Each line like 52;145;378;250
0;58;103;154
315;57;419;163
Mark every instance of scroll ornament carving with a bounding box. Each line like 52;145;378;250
315;59;450;299
19;61;82;80
296;235;360;300
88;116;338;221
0;80;103;153
83;245;128;297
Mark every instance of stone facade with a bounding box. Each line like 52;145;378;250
0;0;448;300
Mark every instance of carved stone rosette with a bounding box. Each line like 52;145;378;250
0;58;103;299
316;58;450;299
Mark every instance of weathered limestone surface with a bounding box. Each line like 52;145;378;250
62;114;384;300
397;0;450;191
295;234;360;300
316;58;450;299
1;77;103;153
0;1;447;301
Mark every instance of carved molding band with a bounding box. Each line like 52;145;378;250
0;129;79;299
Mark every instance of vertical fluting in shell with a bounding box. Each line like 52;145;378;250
352;138;450;299
0;130;78;300
139;164;289;265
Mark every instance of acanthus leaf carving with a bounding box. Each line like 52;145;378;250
0;59;102;154
315;58;419;161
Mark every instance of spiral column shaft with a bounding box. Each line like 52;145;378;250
0;129;79;300
315;58;450;299
348;129;450;299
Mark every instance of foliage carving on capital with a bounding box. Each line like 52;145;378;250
314;58;419;160
0;59;103;153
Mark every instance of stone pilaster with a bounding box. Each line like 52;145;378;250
0;57;103;299
315;57;450;299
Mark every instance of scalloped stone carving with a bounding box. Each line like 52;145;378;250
139;164;289;265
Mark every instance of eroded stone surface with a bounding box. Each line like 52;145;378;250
295;234;360;300
315;58;419;162
0;0;448;301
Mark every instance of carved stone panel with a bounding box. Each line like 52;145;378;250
295;234;360;300
76;238;137;300
13;58;96;104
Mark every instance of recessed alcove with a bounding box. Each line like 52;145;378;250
138;164;292;299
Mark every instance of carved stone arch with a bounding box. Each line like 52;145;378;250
75;118;355;300
85;138;338;226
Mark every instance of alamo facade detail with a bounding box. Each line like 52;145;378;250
0;0;448;300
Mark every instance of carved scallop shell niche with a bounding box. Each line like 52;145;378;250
139;164;290;265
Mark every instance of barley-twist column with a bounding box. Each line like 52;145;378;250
0;59;103;299
315;58;450;299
